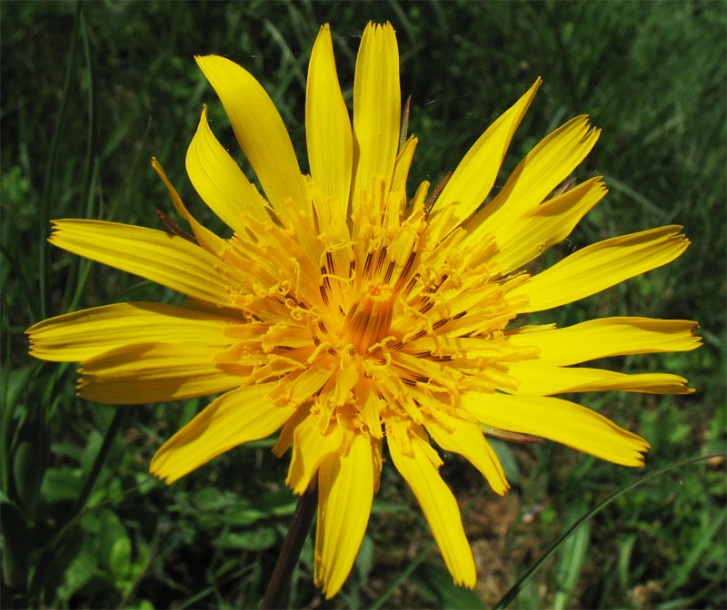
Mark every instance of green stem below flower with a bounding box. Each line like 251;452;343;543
262;478;318;609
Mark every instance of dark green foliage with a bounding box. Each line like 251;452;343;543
2;1;724;608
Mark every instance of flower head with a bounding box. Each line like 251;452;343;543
28;22;700;597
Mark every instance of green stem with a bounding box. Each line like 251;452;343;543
261;479;318;609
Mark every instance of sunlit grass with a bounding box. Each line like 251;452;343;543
2;1;724;608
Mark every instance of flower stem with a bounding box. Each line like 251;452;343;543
262;479;318;609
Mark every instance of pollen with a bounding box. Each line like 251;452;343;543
343;282;395;354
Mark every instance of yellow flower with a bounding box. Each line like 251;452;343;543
28;22;700;598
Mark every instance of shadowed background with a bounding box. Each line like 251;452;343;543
2;1;725;608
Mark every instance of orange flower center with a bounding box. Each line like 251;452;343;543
343;282;395;354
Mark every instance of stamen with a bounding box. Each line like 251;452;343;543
403;274;419;295
363;252;373;278
384;261;395;284
395;251;417;291
432;318;449;330
319;267;330;305
375;247;388;275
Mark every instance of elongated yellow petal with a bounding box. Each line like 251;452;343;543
479;177;606;274
472;116;599;240
509;225;689;313
150;383;293;483
78;343;243;404
429;78;541;240
151;157;227;256
425;411;509;495
272;359;336;406
506;362;694;395
286;417;344;494
195;55;309;217
352;22;400;206
306;24;353;222
50;220;245;307
27;302;237;362
315;433;375;598
388;426;476;588
508;317;701;365
186;105;271;231
462;392;649;466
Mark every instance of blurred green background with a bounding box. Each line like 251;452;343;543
2;1;725;608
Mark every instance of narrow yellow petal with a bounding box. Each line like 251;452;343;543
78;343;244;404
352;22;400;205
391;136;418;197
272;359;336;406
150;383;292;483
388;428;476;588
472;116;599;240
306;24;353;221
49;219;244;308
27;302;236;362
151;157;227;255
195;55;309;218
506;362;694;395
509;225;690;313
425;412;509;495
462;392;650;467
286;417;344;494
508;317;701;365
315;433;375;598
477;177;606;274
429;78;541;240
186;105;271;231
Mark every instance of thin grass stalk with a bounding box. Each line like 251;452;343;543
40;1;82;320
494;453;727;609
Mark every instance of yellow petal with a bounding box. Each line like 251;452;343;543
186;105;271;231
150;382;292;483
390;136;418;199
472;116;599;240
151;157;227;255
506;362;694;395
272;359;336;406
27;302;236;362
351;22;400;206
509;225;690;313
429;78;541;240
78;343;243;404
195;55;309;218
425;412;509;495
462;392;649;467
388;426;476;588
507;317;701;365
49;220;245;308
480;177;607;274
286;417;344;494
306;24;353;221
315;433;375;598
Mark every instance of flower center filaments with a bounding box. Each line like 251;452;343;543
343;282;395;354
